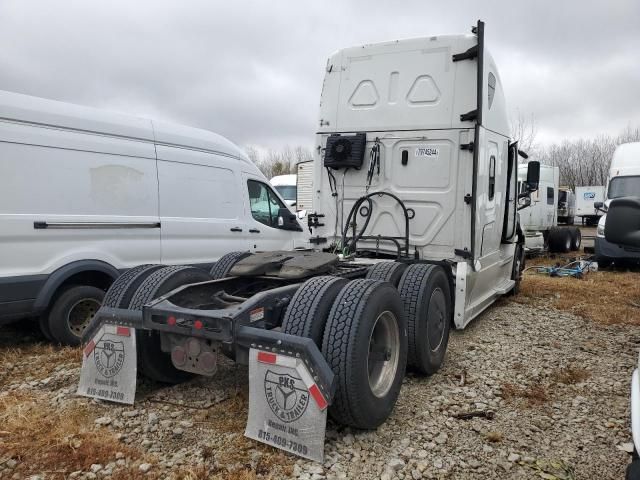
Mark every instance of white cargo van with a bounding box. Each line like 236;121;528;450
595;142;640;266
575;185;605;225
0;90;306;344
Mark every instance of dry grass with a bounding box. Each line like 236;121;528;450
0;391;144;478
0;343;81;387
517;257;640;325
550;366;590;385
501;382;549;406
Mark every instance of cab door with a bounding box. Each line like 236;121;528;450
501;141;518;242
241;173;299;252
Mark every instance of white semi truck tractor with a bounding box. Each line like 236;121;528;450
79;21;539;460
517;164;581;253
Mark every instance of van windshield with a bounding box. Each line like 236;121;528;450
608;175;640;199
274;185;297;201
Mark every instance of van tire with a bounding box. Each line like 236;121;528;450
570;227;582;251
48;285;105;346
281;276;347;347
365;261;408;287
398;264;451;375
38;313;54;341
103;264;164;308
129;266;212;384
321;279;407;429
209;251;252;279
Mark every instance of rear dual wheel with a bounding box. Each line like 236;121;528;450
548;227;581;253
398;264;452;375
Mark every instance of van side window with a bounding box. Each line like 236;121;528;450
547;187;554;205
488;155;496;201
248;180;286;227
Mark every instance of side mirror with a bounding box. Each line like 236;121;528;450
604;197;640;247
526;161;540;192
277;207;303;231
594;201;606;213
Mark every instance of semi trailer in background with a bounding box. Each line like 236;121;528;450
517;164;581;253
575;185;605;226
79;21;539;461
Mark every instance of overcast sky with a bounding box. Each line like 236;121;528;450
0;0;638;152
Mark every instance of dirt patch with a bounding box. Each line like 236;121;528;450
518;255;640;324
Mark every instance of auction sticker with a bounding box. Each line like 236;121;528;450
245;349;328;462
77;325;137;405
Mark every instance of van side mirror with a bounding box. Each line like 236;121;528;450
526;161;540;192
277;207;303;231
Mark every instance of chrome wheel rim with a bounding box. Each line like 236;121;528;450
67;298;101;336
367;310;400;398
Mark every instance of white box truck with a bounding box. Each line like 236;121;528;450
575;185;605;225
0;90;306;345
79;21;540;457
595;142;640;266
517;164;582;253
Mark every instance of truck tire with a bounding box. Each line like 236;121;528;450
570;227;581;251
48;285;105;346
209;251;252;279
548;227;571;253
511;243;525;296
365;261;408;287
397;264;451;375
102;264;164;308
321;279;407;429
129;266;212;384
281;276;347;346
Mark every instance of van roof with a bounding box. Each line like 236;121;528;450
0;89;250;162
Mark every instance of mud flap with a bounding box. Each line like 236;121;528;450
245;348;328;462
77;324;138;405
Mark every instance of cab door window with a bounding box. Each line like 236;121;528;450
247;180;286;227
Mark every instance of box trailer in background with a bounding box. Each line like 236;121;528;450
575;185;605;225
518;164;581;253
295;160;313;213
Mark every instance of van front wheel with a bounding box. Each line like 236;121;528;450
48;285;105;346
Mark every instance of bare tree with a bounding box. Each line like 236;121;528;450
511;111;538;157
535;126;640;190
243;145;314;179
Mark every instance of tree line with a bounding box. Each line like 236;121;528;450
535;126;640;189
246;123;640;191
244;145;313;179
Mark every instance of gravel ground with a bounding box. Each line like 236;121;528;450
0;298;637;479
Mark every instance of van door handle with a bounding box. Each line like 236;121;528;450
230;227;243;232
249;228;260;233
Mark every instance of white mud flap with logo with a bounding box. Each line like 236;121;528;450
245;349;329;462
77;324;137;405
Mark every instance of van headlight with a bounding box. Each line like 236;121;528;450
597;217;606;238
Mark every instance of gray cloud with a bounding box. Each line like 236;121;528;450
0;0;638;149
